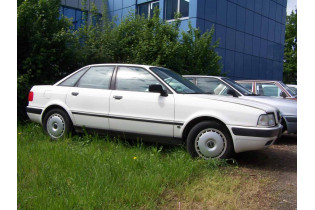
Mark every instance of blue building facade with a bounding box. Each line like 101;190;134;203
61;0;287;80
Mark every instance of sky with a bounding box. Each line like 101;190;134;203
286;0;297;14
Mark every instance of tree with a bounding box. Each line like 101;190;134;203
283;10;297;84
17;0;79;121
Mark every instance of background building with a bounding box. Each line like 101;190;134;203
60;0;287;80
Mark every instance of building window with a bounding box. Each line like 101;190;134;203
137;1;160;19
165;0;189;20
60;6;88;30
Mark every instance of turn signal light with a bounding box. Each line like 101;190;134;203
28;91;34;101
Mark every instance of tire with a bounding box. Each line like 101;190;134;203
186;120;234;159
43;108;73;140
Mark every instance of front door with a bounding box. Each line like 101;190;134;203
109;66;175;137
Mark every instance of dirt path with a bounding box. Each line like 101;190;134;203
233;134;297;209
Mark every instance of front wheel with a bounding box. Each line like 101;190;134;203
43;109;73;140
186;121;234;159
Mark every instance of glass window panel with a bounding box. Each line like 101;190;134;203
150;1;160;18
180;0;189;17
238;82;253;91
59;68;88;87
138;3;149;18
116;67;162;92
196;78;234;96
256;83;282;97
77;66;115;89
165;0;178;20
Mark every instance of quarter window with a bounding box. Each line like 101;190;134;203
138;1;160;19
77;66;115;89
116;67;163;92
256;83;283;97
165;0;189;20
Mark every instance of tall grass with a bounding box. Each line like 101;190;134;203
17;123;227;209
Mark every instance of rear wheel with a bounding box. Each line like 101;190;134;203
186;121;234;159
43;109;72;139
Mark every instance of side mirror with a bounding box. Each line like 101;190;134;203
227;89;238;97
280;91;287;98
149;84;168;97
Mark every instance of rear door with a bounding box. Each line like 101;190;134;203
65;66;115;129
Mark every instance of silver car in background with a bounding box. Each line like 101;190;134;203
184;75;297;134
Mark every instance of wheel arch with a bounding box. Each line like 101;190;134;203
41;103;74;125
182;116;232;143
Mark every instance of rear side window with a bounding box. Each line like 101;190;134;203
59;68;88;87
256;82;282;96
77;66;115;89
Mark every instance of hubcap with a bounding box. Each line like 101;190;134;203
46;114;65;139
195;128;226;159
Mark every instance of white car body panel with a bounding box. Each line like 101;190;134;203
27;64;283;155
109;90;175;137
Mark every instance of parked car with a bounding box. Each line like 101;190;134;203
183;75;297;134
27;64;282;159
286;84;297;94
235;80;297;100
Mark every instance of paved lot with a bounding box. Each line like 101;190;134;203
233;134;297;209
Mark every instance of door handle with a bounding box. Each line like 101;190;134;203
113;95;123;100
72;92;79;96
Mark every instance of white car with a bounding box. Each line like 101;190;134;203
184;75;297;134
27;64;282;159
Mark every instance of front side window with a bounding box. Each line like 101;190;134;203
238;82;253;92
150;67;204;94
77;66;115;89
116;67;163;92
138;1;159;19
256;82;283;97
165;0;189;20
196;78;234;96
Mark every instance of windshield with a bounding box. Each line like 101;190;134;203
279;81;297;96
150;67;205;94
222;78;255;96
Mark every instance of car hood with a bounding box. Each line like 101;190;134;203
240;96;297;116
187;94;278;113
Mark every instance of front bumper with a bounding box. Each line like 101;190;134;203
227;124;283;153
283;115;297;134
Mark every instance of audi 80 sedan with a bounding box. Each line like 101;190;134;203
184;75;297;134
27;64;282;159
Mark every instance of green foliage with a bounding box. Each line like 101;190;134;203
17;0;79;120
18;123;227;209
283;10;297;84
17;1;222;121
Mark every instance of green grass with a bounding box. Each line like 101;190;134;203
18;123;230;209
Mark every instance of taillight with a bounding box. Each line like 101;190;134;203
28;91;34;101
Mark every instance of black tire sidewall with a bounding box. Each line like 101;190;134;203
43;109;72;139
186;120;234;159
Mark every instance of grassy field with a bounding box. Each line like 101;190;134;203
18;123;269;209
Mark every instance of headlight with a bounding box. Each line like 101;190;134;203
258;114;276;127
